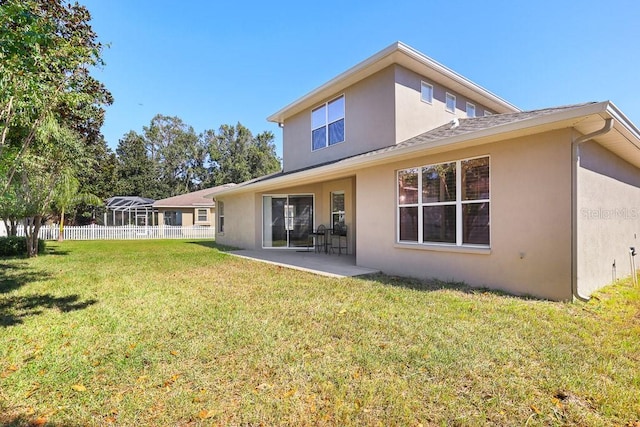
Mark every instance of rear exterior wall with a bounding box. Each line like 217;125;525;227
355;129;575;300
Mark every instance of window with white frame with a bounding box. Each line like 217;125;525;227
397;156;490;246
331;191;345;229
217;202;224;233
466;102;476;118
445;93;456;112
197;208;208;222
312;95;345;150
420;81;433;103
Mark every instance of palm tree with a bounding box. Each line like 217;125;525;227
53;170;102;241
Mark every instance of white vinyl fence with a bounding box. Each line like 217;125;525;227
13;224;216;241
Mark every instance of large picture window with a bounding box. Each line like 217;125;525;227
397;156;490;246
312;95;345;150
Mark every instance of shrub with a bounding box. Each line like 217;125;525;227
0;236;46;257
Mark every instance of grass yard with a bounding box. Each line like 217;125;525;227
0;240;639;426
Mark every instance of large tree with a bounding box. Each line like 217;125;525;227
143;114;206;198
17;118;85;256
206;122;280;186
112;119;280;199
114;131;155;198
0;0;112;193
72;136;117;224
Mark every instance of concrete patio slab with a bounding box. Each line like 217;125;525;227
227;249;379;278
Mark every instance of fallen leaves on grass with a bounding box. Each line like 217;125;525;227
71;384;87;392
281;388;297;399
197;409;218;419
25;385;40;398
32;417;47;426
1;364;19;378
162;373;181;391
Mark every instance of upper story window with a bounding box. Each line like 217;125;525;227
466;102;476;118
445;93;456;113
312;95;345;151
420;82;433;104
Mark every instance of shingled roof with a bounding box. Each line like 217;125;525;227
256;103;599;182
215;101;626;196
389;102;598;153
153;184;236;208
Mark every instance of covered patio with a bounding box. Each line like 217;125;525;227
227;249;378;278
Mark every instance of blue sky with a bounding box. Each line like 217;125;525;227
80;0;640;158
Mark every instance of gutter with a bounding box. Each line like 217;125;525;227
571;117;614;301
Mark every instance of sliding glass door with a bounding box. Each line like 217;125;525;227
263;195;313;248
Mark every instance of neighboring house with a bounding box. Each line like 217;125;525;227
154;184;235;229
213;41;640;301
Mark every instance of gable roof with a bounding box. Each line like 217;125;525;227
153;184;236;208
216;101;640;197
267;41;520;124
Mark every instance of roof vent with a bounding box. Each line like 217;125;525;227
449;118;459;129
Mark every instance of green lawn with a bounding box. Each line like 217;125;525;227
1;240;639;426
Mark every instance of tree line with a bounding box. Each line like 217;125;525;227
112;115;280;200
0;0;280;256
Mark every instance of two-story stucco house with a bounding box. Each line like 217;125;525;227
213;42;640;301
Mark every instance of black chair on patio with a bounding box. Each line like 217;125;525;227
310;224;327;253
329;223;348;255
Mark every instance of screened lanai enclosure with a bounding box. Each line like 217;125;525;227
104;196;158;227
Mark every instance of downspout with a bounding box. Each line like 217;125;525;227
571;118;614;301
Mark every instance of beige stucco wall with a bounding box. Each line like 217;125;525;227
282;66;396;172
355;129;574;300
577;140;640;295
215;193;256;249
280;64;497;174
394;65;493;143
220;128;607;300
